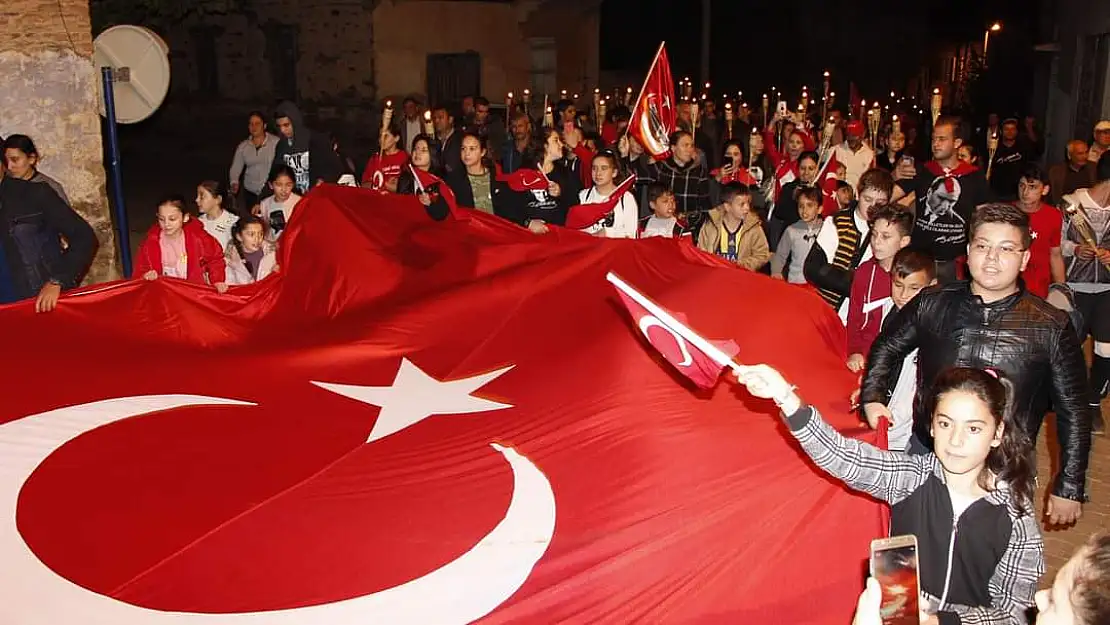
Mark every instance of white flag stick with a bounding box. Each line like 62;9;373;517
606;272;743;373
409;164;425;194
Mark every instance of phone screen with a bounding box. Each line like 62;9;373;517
871;538;920;625
900;155;915;167
776;101;788;117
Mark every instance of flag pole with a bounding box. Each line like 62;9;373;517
631;41;667;122
606;272;743;374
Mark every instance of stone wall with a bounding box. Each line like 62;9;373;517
372;1;532;102
0;0;120;283
162;0;600;127
167;0;378;111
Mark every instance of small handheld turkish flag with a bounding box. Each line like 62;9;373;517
563;176;637;229
501;168;550;192
608;272;740;389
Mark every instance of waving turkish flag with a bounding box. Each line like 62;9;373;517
609;272;740;388
411;165;466;220
627;42;676;161
0;186;881;624
563;175;637;229
499;168;549;192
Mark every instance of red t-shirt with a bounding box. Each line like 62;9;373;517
361;150;410;190
1018;202;1062;298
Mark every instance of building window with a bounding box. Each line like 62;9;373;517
1075;34;1109;139
266;24;299;102
191;26;220;95
529;37;556;96
426;52;481;107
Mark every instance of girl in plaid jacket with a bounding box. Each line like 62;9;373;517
736;365;1042;625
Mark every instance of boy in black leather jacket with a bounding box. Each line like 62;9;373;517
861;203;1093;526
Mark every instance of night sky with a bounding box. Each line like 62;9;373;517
600;0;1042;110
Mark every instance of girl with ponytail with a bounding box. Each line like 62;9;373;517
735;364;1042;625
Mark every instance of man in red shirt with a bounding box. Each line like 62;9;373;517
1013;163;1064;298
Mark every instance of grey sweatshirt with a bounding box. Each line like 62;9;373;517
230;133;279;195
771;219;822;283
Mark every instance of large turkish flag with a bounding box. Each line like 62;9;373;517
0;186;881;624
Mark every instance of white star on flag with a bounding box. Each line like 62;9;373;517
1031;230;1038;240
313;358;514;442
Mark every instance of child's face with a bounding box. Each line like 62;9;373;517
411;141;431;169
1017;177;1048;210
888;133;905;152
725;195;752;221
651;193;676;218
836;187;854;207
237;223;265;253
157;204;185;237
591;157;616;188
724;145;742;166
835;163;847;180
798;197;821;223
891;269;935;310
929;389;1002;478
380;130;399;152
195;187;221;216
272;175;295;202
798;158;818;184
857;187;890;218
870;218;910;262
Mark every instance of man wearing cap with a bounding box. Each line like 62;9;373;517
1090;120;1110;164
833;120;875;189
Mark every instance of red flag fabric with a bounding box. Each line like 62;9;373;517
412;166;466;220
627;43;676;161
0;186;882;624
499;168;549;192
563;175;637;229
611;280;740;388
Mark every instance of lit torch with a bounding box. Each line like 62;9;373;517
986;131;999;180
423;109;434;137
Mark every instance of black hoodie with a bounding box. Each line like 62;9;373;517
270;101;341;194
0;176;96;300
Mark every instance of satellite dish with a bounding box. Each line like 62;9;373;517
93;25;171;124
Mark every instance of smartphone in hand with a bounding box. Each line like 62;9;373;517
870;535;921;625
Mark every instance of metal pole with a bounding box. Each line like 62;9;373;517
699;0;711;87
101;67;132;277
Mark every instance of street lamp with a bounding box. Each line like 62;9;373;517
983;22;1002;57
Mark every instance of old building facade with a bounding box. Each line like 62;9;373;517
1;0;119;283
1035;0;1110;162
165;0;599;123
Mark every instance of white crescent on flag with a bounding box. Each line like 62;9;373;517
638;315;694;366
0;395;556;624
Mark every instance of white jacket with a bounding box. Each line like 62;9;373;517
225;241;278;285
578;186;639;239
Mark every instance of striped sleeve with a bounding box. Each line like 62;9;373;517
785;406;934;505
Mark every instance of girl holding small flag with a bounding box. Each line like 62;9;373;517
579;150;638;238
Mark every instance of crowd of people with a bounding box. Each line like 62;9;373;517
2;88;1110;624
